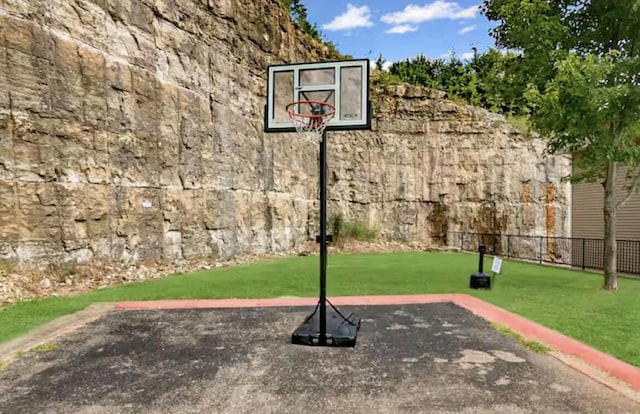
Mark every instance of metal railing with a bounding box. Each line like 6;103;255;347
446;232;640;275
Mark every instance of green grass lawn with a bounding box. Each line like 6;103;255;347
1;252;639;367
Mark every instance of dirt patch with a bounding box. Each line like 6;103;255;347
0;253;285;307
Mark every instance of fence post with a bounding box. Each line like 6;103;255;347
460;232;464;251
582;238;585;270
506;235;510;258
631;242;640;274
539;236;543;264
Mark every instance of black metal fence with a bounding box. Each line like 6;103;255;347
447;232;640;275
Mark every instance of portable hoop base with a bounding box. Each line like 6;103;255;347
291;300;361;347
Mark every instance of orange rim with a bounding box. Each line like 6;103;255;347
286;100;336;120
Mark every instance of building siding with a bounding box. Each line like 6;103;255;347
572;164;640;240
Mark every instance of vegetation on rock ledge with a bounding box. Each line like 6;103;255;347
278;0;350;58
375;49;530;118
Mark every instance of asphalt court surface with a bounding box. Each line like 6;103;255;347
1;303;639;414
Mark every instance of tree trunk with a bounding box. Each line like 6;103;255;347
603;161;618;290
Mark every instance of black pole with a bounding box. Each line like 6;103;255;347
478;245;485;273
319;130;328;345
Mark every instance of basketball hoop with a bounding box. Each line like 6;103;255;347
286;100;335;145
265;61;369;347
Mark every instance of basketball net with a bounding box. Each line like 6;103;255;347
287;101;335;145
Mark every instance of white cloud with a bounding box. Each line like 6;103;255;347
381;1;480;25
386;24;419;34
461;52;475;60
382;61;394;71
322;4;374;31
458;25;476;34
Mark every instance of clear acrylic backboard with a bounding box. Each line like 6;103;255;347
264;59;371;133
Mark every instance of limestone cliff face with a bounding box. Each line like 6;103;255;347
328;85;571;246
0;0;570;266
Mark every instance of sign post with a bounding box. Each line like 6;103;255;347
491;257;503;275
490;256;503;288
470;245;492;289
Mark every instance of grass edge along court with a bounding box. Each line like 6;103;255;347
0;252;638;368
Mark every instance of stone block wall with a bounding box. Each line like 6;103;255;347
0;0;571;266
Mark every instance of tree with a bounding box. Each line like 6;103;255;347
482;0;640;290
385;50;529;115
389;54;445;88
279;0;322;41
375;53;387;71
466;48;527;114
278;0;343;56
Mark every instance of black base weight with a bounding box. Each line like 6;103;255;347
470;244;491;289
470;272;491;289
292;301;361;347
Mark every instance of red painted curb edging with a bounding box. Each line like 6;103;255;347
452;295;640;393
114;294;640;393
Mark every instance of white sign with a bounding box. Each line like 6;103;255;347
491;257;503;274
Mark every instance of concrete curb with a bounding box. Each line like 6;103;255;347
115;294;640;400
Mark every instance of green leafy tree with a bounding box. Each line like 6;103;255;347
386;50;529;115
466;48;527;114
389;54;446;89
483;0;640;290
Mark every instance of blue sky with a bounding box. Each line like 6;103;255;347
301;1;498;66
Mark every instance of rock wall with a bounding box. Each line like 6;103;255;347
0;0;571;267
329;85;571;246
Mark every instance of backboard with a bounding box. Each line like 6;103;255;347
264;59;371;133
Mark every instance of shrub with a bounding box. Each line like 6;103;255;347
329;214;377;242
